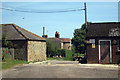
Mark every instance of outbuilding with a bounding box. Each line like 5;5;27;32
2;24;46;62
86;22;120;64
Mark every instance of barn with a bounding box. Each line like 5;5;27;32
1;24;46;62
86;22;120;64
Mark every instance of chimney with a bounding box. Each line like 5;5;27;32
42;27;48;38
42;35;48;38
55;31;60;38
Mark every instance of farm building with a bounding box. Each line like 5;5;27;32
1;24;46;62
86;22;120;64
46;31;71;50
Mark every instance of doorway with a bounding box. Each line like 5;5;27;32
99;40;112;63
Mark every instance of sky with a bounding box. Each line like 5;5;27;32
1;2;118;39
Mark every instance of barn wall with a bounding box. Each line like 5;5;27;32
28;41;46;62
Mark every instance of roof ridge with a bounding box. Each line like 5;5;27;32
12;24;29;39
13;24;45;40
90;22;120;24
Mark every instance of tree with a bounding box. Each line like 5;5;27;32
46;39;60;57
72;22;90;54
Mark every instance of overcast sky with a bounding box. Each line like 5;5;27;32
1;2;118;39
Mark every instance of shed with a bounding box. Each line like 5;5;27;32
86;22;120;64
1;24;46;62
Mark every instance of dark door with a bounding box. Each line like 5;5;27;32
100;41;110;63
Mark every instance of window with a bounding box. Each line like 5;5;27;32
89;39;95;44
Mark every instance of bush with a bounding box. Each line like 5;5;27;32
57;49;66;57
46;39;64;58
63;50;73;61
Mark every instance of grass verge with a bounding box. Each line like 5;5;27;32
2;60;29;69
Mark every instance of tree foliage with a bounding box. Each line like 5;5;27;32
72;22;90;54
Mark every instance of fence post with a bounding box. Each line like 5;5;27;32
10;48;14;60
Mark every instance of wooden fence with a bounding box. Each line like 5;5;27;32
2;48;14;60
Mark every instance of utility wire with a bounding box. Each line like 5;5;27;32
0;6;85;13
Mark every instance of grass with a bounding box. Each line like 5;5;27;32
2;60;30;69
47;58;64;61
74;53;84;57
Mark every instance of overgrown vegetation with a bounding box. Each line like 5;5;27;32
63;50;73;61
2;32;16;60
2;33;15;48
46;39;66;58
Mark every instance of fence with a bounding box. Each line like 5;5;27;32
2;48;14;60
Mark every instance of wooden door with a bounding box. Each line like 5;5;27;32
100;41;110;63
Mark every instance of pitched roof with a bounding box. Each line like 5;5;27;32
46;38;62;43
47;38;71;43
1;24;45;41
59;38;71;42
86;22;120;38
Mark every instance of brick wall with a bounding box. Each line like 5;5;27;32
28;41;46;62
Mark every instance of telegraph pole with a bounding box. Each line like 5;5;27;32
43;27;45;38
84;2;87;57
84;2;87;28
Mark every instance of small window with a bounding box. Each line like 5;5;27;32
89;39;95;44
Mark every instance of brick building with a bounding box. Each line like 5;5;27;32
46;31;71;50
86;22;120;64
1;24;46;62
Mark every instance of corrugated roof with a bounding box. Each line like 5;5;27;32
1;24;46;41
86;22;120;38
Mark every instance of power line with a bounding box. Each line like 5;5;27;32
0;6;85;13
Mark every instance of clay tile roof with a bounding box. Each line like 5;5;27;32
47;38;71;43
59;38;71;42
86;22;120;38
1;24;46;41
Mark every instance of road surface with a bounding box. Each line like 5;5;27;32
2;60;118;78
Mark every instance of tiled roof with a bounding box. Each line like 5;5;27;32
47;38;71;43
59;38;71;42
1;24;46;41
86;22;120;38
47;38;62;42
